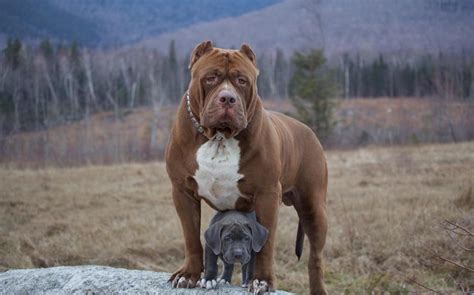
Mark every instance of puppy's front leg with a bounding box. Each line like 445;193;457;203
198;245;219;289
220;261;234;284
242;252;256;288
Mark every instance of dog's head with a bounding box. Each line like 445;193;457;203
204;217;268;265
186;40;260;139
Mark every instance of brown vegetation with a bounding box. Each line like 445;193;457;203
1;142;473;293
1;98;473;168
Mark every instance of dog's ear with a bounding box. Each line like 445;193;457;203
189;40;213;70
204;222;224;255
239;44;256;66
249;221;268;252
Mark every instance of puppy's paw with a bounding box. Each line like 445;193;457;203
217;278;230;285
197;278;218;289
249;279;271;294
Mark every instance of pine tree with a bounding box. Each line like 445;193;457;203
257;54;272;99
273;48;288;99
3;38;22;70
167;40;180;101
289;50;336;144
371;54;389;97
39;39;54;60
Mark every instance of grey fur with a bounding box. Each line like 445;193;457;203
203;211;268;287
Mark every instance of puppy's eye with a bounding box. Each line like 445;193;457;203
243;236;250;241
237;77;247;86
205;76;218;85
224;236;232;242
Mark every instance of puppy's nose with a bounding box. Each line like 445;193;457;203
217;90;237;106
233;249;243;259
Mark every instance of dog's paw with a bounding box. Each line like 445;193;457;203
249;279;271;294
168;264;201;289
197;278;218;289
217;278;230;285
197;278;230;289
171;276;196;288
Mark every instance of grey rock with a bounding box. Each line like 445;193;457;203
0;265;294;294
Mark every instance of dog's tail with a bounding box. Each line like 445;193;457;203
295;220;305;261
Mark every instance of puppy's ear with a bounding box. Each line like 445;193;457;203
204;222;223;255
239;44;256;66
250;221;268;252
189;40;213;69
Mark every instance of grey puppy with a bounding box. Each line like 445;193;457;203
197;211;268;289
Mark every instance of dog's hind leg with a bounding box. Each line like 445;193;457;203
294;160;328;295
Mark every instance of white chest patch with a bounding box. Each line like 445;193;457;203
194;135;243;210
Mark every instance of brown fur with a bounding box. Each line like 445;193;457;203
166;41;328;294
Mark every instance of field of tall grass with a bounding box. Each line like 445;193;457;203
1;142;473;293
1;98;473;168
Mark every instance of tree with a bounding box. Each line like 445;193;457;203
289;49;336;144
39;39;54;60
3;38;22;70
167;40;180;101
257;53;272;99
0;91;15;133
371;54;389;97
273;48;288;99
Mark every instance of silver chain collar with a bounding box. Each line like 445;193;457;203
185;91;226;141
185;91;204;134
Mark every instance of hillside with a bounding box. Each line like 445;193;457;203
0;0;279;46
141;0;474;57
1;0;473;55
0;0;100;45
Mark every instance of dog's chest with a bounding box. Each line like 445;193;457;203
194;137;243;210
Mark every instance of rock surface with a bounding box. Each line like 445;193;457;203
0;265;294;294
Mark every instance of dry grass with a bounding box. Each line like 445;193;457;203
1;98;473;167
1;142;473;293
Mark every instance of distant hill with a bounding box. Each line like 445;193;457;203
141;0;474;57
0;0;100;45
1;0;473;55
0;0;279;46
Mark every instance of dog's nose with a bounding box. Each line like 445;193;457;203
217;90;237;106
233;249;243;259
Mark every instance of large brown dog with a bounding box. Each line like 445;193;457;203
165;41;328;294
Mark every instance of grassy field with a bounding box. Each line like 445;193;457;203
0;142;473;293
2;98;473;168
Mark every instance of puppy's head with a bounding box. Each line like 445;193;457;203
204;219;268;265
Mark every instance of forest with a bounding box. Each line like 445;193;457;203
1;38;473;137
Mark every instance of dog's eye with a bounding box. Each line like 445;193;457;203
205;75;218;85
237;77;247;86
243;236;250;242
224;236;232;242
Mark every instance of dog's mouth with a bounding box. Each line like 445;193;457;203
223;255;250;265
213;123;235;139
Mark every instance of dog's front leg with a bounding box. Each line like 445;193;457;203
197;245;220;289
220;261;234;284
169;187;202;288
241;252;255;288
249;186;281;293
